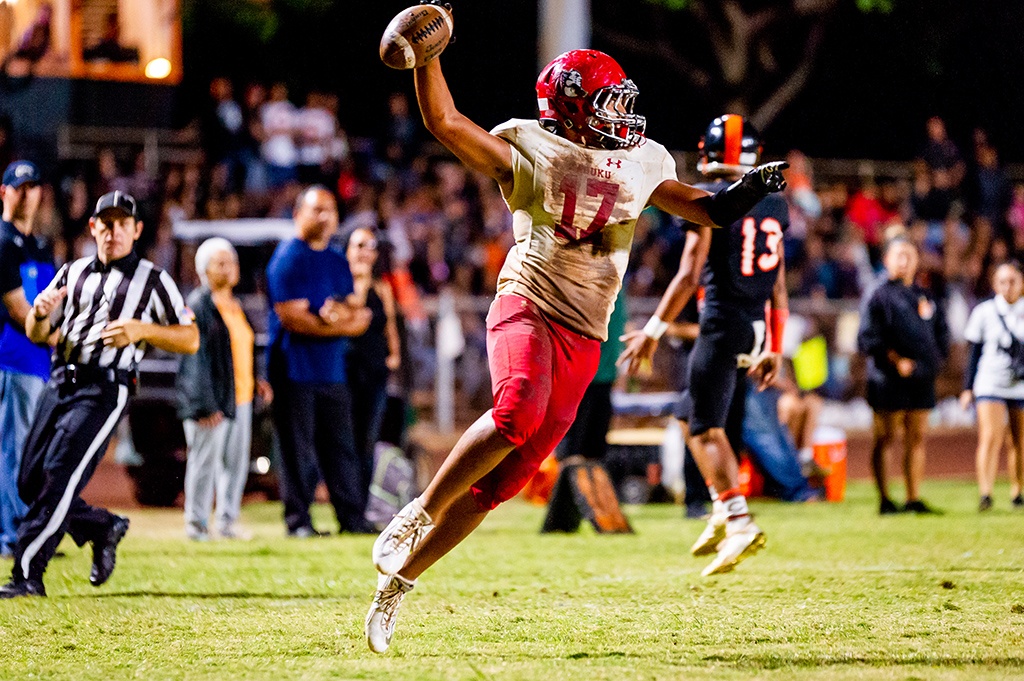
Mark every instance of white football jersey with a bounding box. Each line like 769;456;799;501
490;119;677;340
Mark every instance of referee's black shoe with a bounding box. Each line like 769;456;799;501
90;516;130;587
0;578;46;598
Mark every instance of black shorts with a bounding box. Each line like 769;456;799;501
685;312;760;437
867;376;936;412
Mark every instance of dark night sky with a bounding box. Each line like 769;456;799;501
182;0;1024;161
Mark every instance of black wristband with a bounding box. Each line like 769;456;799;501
33;310;48;321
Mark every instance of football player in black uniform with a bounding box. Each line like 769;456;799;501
620;115;789;576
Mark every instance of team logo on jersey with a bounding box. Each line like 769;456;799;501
561;69;586;98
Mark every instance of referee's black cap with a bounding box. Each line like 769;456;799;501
93;190;138;220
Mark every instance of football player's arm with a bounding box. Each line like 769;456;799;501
414;59;514;193
617;227;711;376
648;180;715;225
752;255;789;391
650;163;789;228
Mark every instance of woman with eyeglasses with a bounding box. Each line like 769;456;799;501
345;227;401;512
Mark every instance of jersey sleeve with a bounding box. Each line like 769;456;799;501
640;142;678;207
490;119;535;212
150;269;194;326
962;302;987;344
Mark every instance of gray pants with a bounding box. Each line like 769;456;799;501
183;402;252;531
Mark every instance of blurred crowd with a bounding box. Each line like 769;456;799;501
5;73;1016;323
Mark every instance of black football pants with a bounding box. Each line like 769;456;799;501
13;381;128;582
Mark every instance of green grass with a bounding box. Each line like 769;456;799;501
2;480;1024;680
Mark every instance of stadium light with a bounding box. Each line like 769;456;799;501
144;58;172;80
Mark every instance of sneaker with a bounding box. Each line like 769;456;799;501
216;523;252;541
90;515;129;587
372;499;434;576
690;514;726;556
365;573;415;654
904;499;942;515
287;525;329;539
701;518;766;577
186;521;210;542
879;497;900;515
979;495;993;512
1012;495;1024;509
0;578;45;598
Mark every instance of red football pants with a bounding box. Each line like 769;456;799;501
470;295;601;510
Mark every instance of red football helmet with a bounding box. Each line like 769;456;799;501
536;49;646;149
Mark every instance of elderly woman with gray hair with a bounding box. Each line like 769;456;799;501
176;237;271;540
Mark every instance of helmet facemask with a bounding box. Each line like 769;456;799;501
588;80;645;149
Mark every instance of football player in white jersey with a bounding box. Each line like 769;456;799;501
365;16;787;653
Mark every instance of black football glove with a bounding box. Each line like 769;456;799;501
702;161;790;227
747;161;789;194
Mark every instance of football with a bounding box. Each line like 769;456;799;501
379;4;454;70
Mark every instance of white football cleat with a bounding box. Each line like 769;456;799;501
701;517;766;577
690;513;727;556
372;498;434;576
365;573;415;654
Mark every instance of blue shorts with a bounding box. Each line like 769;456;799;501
976;396;1024;410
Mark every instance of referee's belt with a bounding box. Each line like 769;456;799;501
53;364;138;392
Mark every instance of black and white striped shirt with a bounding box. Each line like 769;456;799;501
42;251;193;371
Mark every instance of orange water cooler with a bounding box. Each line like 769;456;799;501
811;426;847;502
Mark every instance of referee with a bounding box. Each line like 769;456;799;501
0;191;198;598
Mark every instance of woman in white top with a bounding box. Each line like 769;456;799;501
960;261;1024;511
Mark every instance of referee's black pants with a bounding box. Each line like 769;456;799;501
272;380;367;533
12;381;128;582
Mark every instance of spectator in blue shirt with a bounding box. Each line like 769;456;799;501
267;186;371;536
0;161;54;557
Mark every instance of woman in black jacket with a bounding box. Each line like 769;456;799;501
858;236;949;515
177;238;270;540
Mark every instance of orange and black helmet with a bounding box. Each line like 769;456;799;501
697;114;762;176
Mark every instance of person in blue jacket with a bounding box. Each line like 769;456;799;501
0;161;53;558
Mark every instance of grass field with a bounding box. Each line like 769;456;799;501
2;480;1024;680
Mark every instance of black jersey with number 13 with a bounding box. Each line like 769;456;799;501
684;179;789;320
